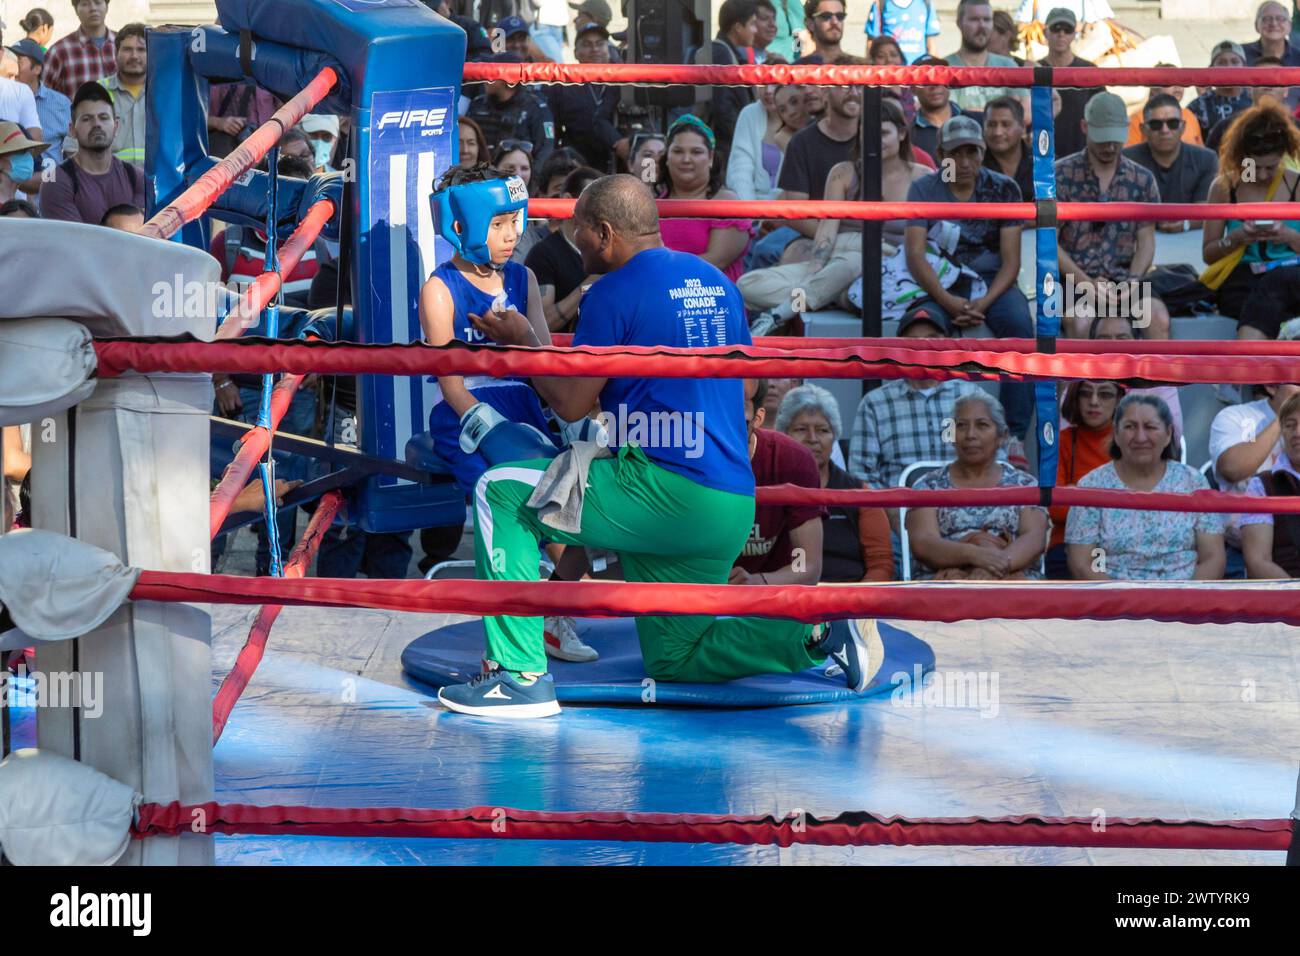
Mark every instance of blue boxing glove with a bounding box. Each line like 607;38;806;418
459;402;557;464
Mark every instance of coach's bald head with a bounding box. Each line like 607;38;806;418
571;173;662;274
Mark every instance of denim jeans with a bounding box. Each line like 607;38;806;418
531;23;566;63
921;286;1035;441
746;225;801;272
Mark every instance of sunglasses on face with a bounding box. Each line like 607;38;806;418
1048;23;1074;34
1145;118;1182;131
815;11;847;22
498;138;534;155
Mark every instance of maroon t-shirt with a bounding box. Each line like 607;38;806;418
39;158;146;226
734;428;826;574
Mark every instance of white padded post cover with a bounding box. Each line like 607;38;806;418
16;219;220;866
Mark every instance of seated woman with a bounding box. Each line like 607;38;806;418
1067;394;1226;580
419;163;596;662
1088;313;1184;448
727;82;807;202
489;139;542;262
1200;100;1300;341
868;35;916;124
1046;379;1124;579
905;393;1048;580
656;115;751;283
776;384;894;582
1241;391;1300;578
740;97;928;335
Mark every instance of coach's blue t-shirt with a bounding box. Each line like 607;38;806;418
572;247;754;496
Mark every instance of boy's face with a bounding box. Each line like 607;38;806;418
484;210;521;264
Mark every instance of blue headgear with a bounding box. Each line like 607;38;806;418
431;175;529;268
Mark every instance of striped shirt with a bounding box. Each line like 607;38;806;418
44;29;117;99
848;378;985;489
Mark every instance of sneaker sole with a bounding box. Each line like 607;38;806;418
848;618;886;694
437;689;562;718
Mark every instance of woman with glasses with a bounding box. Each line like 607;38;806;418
1046;380;1124;578
1201;101;1300;341
656;115;751;282
492;139;545;262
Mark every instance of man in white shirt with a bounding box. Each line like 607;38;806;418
0;74;41;138
1209;383;1300;574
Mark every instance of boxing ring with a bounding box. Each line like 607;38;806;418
1;0;1300;866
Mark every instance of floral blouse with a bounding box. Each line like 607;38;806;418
911;461;1046;580
1065;460;1225;580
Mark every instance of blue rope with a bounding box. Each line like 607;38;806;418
259;146;284;577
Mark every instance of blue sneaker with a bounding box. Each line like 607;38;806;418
438;666;561;719
814;619;883;694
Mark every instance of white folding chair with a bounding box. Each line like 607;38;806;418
898;460;949;583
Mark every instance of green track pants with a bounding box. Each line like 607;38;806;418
473;443;821;680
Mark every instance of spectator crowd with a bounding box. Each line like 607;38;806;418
10;0;1300;603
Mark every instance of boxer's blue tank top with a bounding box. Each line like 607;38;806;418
428;259;529;403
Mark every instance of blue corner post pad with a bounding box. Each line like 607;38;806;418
401;619;937;708
148;0;471;536
1031;82;1059;489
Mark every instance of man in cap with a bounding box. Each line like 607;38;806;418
1037;7;1103;159
3;38;54;159
1055;92;1169;339
545;22;627;169
0;120;47;204
572;0;624;61
466;51;556;164
299;113;341;171
903;113;1033;463
1188;41;1252;135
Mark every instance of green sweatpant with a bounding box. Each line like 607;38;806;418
473;443;821;680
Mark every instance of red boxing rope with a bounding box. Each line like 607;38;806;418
92;338;1300;387
755;483;1300;515
132;801;1292;852
556;333;1300;357
139;67;338;241
211;490;344;744
218;198;337;338
129;573;1300;628
463;61;1300;90
208;374;307;538
528;196;1300;223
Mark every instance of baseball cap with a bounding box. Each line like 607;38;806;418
496;15;529;37
0;121;50;157
1210;40;1246;64
939;114;985;152
575;20;610;40
897;303;952;337
1084;92;1129;143
570;0;613;24
6;38;44;65
1044;7;1077;29
299;114;340;138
